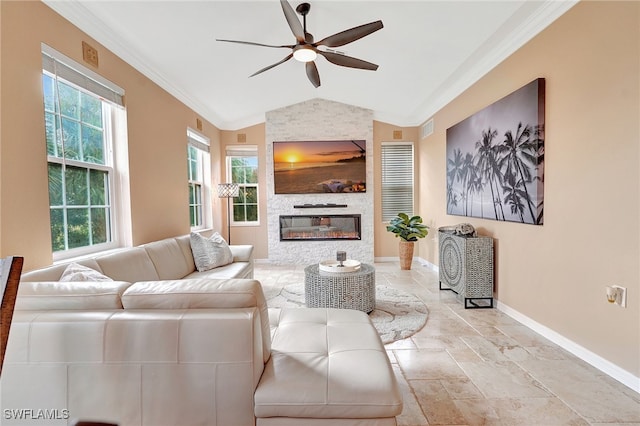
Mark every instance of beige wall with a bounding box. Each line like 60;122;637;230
418;1;639;377
0;1;221;271
373;122;421;258
220;124;269;259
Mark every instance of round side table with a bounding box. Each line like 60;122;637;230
304;263;376;313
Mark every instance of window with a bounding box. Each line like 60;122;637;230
381;142;415;222
187;129;211;229
42;45;125;257
226;146;259;225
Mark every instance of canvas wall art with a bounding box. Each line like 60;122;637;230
446;78;545;225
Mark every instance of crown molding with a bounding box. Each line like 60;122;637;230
411;0;579;128
42;0;227;129
43;0;578;131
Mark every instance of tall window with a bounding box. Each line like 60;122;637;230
42;45;125;257
187;129;211;229
226;146;259;224
381;142;415;222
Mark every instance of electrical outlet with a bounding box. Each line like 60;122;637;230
613;285;627;308
607;285;627;307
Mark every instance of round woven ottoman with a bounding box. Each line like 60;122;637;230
304;263;375;313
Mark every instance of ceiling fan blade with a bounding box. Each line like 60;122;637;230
317;50;378;71
280;0;305;43
217;39;295;49
306;61;321;88
315;21;383;48
250;53;294;77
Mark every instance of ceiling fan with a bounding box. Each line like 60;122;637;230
217;0;383;88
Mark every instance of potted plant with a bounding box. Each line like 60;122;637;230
386;213;429;270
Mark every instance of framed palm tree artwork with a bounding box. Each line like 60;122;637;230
446;78;545;225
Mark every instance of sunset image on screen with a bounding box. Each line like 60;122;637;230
273;140;366;194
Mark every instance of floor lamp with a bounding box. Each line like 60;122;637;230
217;183;239;244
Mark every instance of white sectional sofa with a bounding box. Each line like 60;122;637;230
1;233;402;426
18;233;255;284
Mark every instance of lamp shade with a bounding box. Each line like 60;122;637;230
217;183;239;198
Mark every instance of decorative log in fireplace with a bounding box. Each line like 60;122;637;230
280;214;361;241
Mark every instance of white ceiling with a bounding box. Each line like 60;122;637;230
43;0;577;130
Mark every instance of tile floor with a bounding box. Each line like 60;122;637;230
254;261;640;426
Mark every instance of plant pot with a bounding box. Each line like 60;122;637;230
398;240;415;270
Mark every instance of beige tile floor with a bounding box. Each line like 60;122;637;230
254;261;640;426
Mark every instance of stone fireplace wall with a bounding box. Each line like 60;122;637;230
266;98;374;264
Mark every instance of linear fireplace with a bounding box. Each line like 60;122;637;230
280;214;361;241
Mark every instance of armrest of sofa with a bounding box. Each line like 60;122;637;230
229;245;254;262
15;281;132;310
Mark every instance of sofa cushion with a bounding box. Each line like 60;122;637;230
190;232;233;272
59;263;113;282
175;234;197;271
21;259;105;282
95;247;160;283
184;261;252;280
229;245;254;263
121;278;271;362
142;237;194;280
254;308;403;419
15;281;132;310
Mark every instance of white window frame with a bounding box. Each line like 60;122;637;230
381;142;415;222
226;145;259;226
187;128;212;230
42;44;128;261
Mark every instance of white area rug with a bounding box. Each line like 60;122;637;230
266;283;428;344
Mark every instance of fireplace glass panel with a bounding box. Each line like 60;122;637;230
279;214;361;241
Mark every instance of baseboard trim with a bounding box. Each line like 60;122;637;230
373;256;438;271
373;257;397;263
416;258;438;271
497;301;640;394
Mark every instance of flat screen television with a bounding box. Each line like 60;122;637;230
273;140;366;194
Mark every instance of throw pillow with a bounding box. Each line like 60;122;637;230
190;232;234;272
59;263;113;282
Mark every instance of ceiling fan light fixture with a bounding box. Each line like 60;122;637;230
217;0;382;86
293;46;317;62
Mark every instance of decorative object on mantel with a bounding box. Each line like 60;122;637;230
293;203;348;209
438;228;494;309
386;213;429;270
217;183;239;244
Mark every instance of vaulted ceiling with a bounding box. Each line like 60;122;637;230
43;0;577;130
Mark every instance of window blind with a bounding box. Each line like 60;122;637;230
381;142;414;222
226;145;258;157
187;128;210;153
42;44;124;107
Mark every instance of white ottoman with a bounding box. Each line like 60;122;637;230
255;308;403;425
